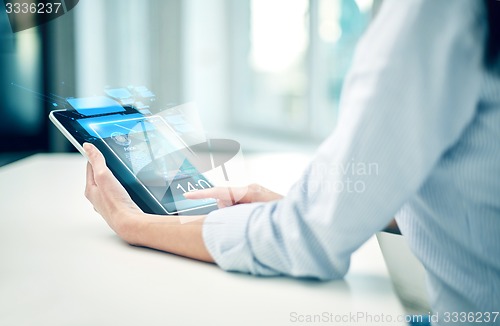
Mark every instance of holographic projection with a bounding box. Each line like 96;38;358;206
49;85;248;218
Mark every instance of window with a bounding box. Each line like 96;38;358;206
74;0;184;106
71;0;376;146
229;0;375;140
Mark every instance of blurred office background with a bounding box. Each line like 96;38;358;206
0;0;379;166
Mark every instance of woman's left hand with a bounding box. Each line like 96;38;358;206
83;142;215;262
84;143;142;241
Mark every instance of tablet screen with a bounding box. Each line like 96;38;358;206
51;107;217;215
89;115;216;213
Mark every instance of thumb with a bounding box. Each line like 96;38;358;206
83;143;109;180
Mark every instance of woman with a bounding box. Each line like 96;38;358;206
84;0;500;323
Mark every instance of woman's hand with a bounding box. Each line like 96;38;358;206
183;183;283;208
83;143;214;262
84;143;142;242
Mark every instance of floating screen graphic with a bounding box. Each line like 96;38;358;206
76;113;144;138
49;100;247;216
89;116;217;214
67;96;125;116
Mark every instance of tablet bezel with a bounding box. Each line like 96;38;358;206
49;108;218;216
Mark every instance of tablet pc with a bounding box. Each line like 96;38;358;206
49;104;218;216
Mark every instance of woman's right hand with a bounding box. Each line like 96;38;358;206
183;183;283;208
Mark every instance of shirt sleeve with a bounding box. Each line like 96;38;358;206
202;0;485;279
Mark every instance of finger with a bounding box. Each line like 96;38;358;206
85;161;97;201
183;187;235;201
222;186;251;203
84;143;110;185
84;143;105;169
184;186;252;205
216;199;230;209
86;161;96;187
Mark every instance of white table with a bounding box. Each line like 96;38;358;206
0;154;404;326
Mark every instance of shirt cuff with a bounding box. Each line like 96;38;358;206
202;203;279;276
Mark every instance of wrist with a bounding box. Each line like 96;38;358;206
112;211;212;262
112;208;145;245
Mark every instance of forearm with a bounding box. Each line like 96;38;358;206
118;211;215;263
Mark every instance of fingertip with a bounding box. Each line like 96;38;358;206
84;144;107;173
83;143;95;158
183;190;208;199
83;142;92;151
183;192;195;198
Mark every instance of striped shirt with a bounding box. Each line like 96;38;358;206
203;0;500;322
